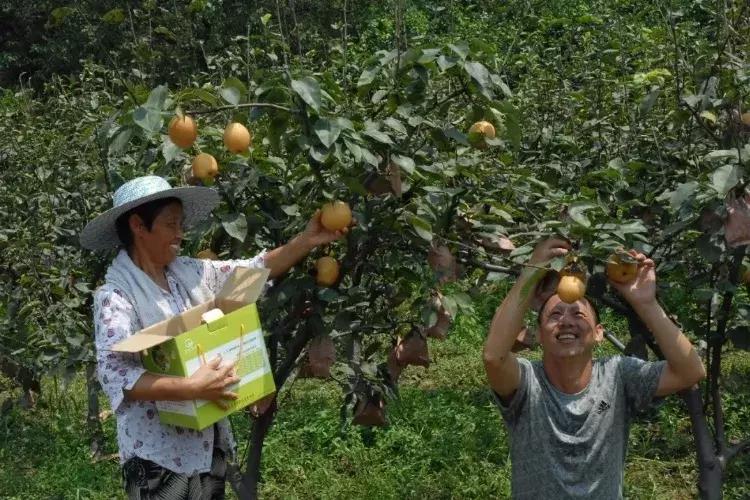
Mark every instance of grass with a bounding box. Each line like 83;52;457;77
1;289;749;499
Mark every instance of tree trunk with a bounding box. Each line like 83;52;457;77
682;387;724;499
237;402;277;499
232;318;314;498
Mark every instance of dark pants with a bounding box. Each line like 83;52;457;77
122;447;227;500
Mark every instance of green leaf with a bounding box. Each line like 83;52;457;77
314;118;343;148
391;154;415;175
220;87;241;106
608;157;626;170
491;74;513;97
132;107;163;134
437;55;458;71
281;204;299;216
696;235;722;263
408;215;433;241
363;128;393;145
498;102;521;152
109;128;133;155
384;117;407;135
442;296;458;317
371;89;388;104
145;85;169;110
309;145;330;163
705;150;739;162
222;213;248;242
448;41;470;60
448;292;473;310
358;67;380;88
464;61;491;88
639;89;660;116
418;49;440;64
711;164;741;196
444;127;469;146
291;77;321;112
101;8;125;24
360;147;381;167
682;94;702;108
175;88;220;107
49;7;75;27
700;110;717;124
568;202;597;227
318;288;340;303
220;77;247;106
188;0;208;12
153;26;176;41
668;181;699;210
344;140;362;162
161;136;182;164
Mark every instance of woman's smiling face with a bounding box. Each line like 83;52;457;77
131;200;184;266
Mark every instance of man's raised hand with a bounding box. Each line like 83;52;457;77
528;238;572;266
609;250;657;307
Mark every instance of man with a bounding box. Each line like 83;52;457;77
483;238;706;499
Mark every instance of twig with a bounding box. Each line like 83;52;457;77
682;101;723;144
275;0;291;77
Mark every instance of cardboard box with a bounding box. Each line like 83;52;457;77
112;267;276;430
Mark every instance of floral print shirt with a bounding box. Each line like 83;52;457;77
94;254;267;475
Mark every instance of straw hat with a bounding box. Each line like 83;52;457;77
80;175;219;251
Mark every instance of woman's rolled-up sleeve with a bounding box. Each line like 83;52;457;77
93;287;146;412
203;251;271;295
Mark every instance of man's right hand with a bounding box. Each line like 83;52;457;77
188;356;240;409
529;237;571;266
527;238;572;310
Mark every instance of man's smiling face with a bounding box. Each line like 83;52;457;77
538;295;604;359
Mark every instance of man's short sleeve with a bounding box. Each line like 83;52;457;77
492;357;533;426
618;355;666;417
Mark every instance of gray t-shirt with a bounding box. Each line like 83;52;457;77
495;356;666;499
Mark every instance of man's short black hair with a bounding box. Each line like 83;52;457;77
115;197;181;250
537;295;600;325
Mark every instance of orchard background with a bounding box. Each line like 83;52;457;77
1;0;750;498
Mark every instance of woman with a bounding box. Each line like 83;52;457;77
80;175;346;499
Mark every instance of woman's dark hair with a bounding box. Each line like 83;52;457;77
115;197;181;249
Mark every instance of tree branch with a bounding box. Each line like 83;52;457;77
597;294;630;315
725;438;750;462
186;102;292;115
603;330;627;353
468;258;513;274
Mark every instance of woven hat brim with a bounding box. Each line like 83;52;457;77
80;186;220;251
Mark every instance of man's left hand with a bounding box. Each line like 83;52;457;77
609;250;657;307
